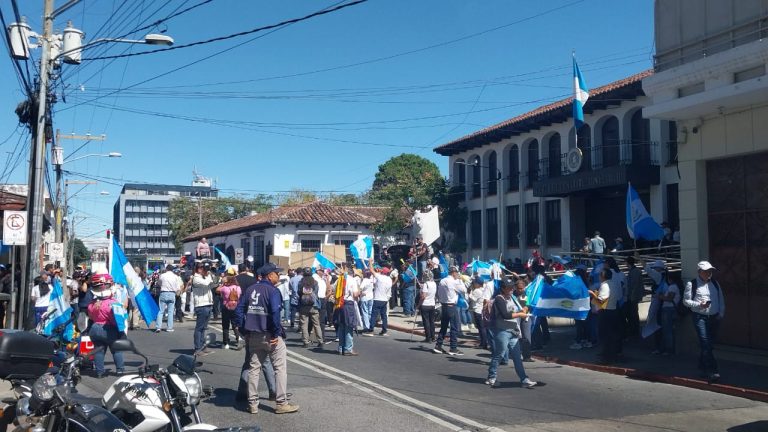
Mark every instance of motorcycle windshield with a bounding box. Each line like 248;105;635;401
171;354;196;375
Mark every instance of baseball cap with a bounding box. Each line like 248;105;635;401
256;263;283;276
651;260;666;269
697;261;716;271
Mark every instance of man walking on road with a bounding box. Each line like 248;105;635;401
684;260;725;383
156;264;180;332
433;266;466;356
235;263;299;415
367;259;392;336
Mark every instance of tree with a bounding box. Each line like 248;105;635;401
72;238;91;265
276;189;318;206
168;195;271;250
369;154;446;233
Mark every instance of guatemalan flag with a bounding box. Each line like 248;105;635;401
350;236;373;270
573;56;589;129
626;183;665;241
312;252;337;271
42;277;74;342
401;264;417;284
438;253;449;279
111;236;159;326
526;272;590;320
471;260;493;282
214;246;235;272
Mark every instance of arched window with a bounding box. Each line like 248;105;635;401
487;151;498;196
453;160;466;190
601;116;619;167
471;156;481;198
526;140;539;188
508;145;519;191
630;110;651;164
548;133;561;178
577;124;592;172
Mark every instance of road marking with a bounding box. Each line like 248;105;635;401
207;323;503;431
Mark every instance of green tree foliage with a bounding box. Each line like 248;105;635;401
168;195;271;250
276;189;318;206
435;185;468;253
68;238;91;266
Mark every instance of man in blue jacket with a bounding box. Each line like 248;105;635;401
235;263;299;415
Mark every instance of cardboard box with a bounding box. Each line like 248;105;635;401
268;255;290;271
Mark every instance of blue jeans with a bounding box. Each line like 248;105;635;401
370;300;388;333
487;329;528;383
660;307;676;354
460;307;472;325
487;327;509;364
194;305;212;352
88;323;125;375
360;299;373;331
337;320;354;353
435;305;459;351
157;292;176;330
283;299;291;323
402;285;415;316
693;313;720;374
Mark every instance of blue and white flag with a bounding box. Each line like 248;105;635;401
214;246;235;272
112;303;127;332
489;260;505;280
401;264;417;284
312;252;337;271
350;236;373;270
527;271;590;320
111;236;159;326
43;278;74;342
573;56;589;129
471;260;493;282
438;253;449;279
626;183;664;241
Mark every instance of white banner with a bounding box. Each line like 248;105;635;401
412;206;440;245
3;210;27;245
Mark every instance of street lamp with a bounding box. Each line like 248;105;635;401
62;152;122;164
7;4;175;329
455;159;504;259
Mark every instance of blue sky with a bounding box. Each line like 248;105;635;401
0;0;653;245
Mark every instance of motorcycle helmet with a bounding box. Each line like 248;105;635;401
90;273;114;299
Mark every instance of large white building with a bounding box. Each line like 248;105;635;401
435;71;680;265
643;0;768;349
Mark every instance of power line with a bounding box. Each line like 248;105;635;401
80;0;370;61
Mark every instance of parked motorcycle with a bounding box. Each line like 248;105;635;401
103;335;260;432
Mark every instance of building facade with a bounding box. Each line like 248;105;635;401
112;180;218;266
643;0;768;349
435;71;680;265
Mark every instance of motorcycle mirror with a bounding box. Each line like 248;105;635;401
111;339;137;353
204;333;217;346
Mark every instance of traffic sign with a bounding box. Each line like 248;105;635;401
3;210;27;245
235;247;244;265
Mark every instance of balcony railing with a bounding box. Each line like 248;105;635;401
537;141;659;181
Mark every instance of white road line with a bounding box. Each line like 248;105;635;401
207;323;503;431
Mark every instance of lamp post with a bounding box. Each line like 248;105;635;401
456;160;503;259
7;5;172;328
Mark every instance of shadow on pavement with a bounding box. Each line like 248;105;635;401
728;421;768;432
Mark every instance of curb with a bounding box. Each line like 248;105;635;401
387;323;768;404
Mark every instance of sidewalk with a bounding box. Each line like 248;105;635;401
384;310;768;403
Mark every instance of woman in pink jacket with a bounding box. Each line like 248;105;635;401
87;273;127;378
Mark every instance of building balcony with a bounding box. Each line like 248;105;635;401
532;141;661;197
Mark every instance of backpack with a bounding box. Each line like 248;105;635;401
224;286;240;310
678;278;721;317
300;280;317;307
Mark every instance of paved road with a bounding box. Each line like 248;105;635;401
74;318;768;432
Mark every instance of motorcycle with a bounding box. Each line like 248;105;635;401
103;334;259;432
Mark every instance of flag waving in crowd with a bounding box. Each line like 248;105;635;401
350;236;373;270
525;272;590;320
313;252;337;271
111;236;159;326
42;277;74;342
626;183;665;241
471;260;493;281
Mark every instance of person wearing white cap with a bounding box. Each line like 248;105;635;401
683;260;725;382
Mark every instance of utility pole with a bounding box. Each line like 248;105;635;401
20;0;54;329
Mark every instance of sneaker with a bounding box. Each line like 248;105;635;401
196;350;212;357
522;378;537;388
343;351;359;356
275;403;299;414
448;349;464;356
155;328;162;333
708;373;721;383
166;329;174;333
581;341;593;348
363;333;375;337
569;342;583;350
485;378;497;387
378;332;388;337
224;344;231;350
334;338;340;342
247;405;259;414
432;347;444;354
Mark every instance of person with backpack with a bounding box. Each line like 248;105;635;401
298;267;322;348
683;261;725;383
217;268;242;350
652;271;681;356
485;278;537;389
86;273;127;378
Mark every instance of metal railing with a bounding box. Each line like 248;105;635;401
536;141;660;180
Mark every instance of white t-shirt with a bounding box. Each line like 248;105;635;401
661;283;680;309
159;271;181;293
313;274;327;299
32;284;51;308
278;275;291;301
420;281;437;307
469;287;487;314
437;276;466;304
360;277;374;301
372;274;392;302
344;275;359;301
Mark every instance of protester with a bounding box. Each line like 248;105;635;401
173;267;186;323
298;267;322;348
218;268;242;350
278;271;292;324
590;231;606;254
683;261;725;382
196;237;211;259
417;272;437;343
288;268;303;329
31;271;52;326
581;237;592;253
653;270;681;356
367;259;392;336
86;273;127;378
468;277;489;350
335;264;360;356
514;278;534;362
432;266;466;356
411;236;429;277
234;263;299;415
191;261;215;356
155;265;180;333
592;267;621;363
359;269;374;333
313;268;328;333
485;278;537;389
624;257;643;338
75;269;92;331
